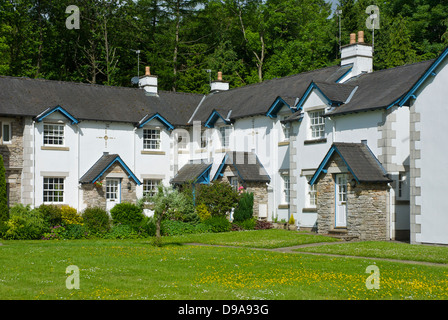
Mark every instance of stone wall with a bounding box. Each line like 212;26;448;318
0;117;25;207
316;155;389;241
82;161;138;210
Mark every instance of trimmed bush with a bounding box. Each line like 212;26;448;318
110;202;144;226
203;216;231;233
82;207;110;235
233;192;254;222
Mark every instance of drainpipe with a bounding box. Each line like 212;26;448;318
32;120;36;208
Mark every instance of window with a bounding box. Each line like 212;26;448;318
43;177;64;203
106;179;120;200
43;124;64;146
281;116;290;140
229;177;239;191
282;174;290;204
143;129;161;150
397;172;410;200
219;126;230;148
309;110;325;139
177;134;187;149
0;122;11;144
200;130;208;148
143;179;161;197
306;176;317;207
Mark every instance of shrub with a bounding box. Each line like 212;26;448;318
105;224;138;239
82;207;110;235
62;224;89;239
4;204;47;240
232;217;256;230
38;204;63;227
137;216;156;237
161;220;211;236
110;202;144;226
254;220;273;230
195;181;240;217
60;205;83;226
203;216;231;233
42;225;66;240
233;192;254;222
0;155;8;223
196;203;211;222
288;214;295;225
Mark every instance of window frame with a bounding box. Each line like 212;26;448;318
0;122;12;144
308;110;325;140
43;123;65;146
106;179;120;201
143;128;161;150
143;179;161;198
219;125;231;149
43;177;64;203
306;176;317;208
282;174;290;204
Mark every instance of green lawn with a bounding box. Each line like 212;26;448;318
293;241;448;264
1;230;447;300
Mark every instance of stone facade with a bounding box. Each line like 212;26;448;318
316;155;389;241
0;117;25;207
218;164;268;218
81;161;138;210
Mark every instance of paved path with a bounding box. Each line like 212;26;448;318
183;242;448;268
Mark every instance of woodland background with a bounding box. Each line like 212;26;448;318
0;0;447;93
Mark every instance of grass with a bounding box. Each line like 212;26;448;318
1;230;448;300
293;241;448;264
165;229;340;248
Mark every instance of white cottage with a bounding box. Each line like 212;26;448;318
0;33;447;245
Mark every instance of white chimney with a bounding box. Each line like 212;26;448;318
210;71;229;92
340;31;373;80
139;66;158;95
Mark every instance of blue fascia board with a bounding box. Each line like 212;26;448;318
398;47;448;107
35;105;79;125
92;156;142;185
212;154;229;181
204;110;230;128
137;113;174;131
266;97;292;118
309;145;360;186
195;164;213;184
295;82;332;111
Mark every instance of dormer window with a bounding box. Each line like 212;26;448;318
143;128;161;150
43;123;65;146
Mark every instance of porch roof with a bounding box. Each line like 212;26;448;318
170;162;212;184
309;142;392;186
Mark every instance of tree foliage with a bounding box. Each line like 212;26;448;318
0;0;446;89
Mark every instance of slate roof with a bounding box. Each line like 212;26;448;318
0;76;203;126
79;153;140;184
171;162;211;184
310;143;392;185
216;151;270;183
326;59;435;116
189;64;350;124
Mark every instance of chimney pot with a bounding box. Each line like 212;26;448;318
358;31;365;43
350;33;356;44
217;71;223;81
145;66;151;76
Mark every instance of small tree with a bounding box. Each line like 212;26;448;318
196;181;240;217
0;155;9;222
149;185;192;245
233;192;254;222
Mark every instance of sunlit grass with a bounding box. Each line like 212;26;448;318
0;232;447;300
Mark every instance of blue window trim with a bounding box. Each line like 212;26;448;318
35;105;79;125
309;145;360;186
266;97;294;119
136;113;174;131
398;47;448;107
295;82;333;111
91;156;142;185
204;110;230;128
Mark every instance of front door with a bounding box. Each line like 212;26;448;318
106;178;121;211
335;174;347;228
